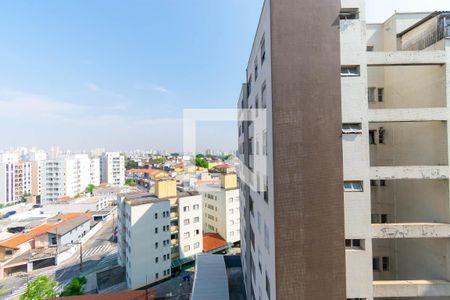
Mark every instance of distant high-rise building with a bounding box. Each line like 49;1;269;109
100;152;125;186
0;153;19;205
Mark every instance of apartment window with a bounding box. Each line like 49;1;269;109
339;8;359;20
261;82;267;109
254;58;259;80
345;239;364;250
193;217;199;223
164;270;166;276
344;181;363;192
264;223;270;252
155;227;158;234
155;273;159;279
194;242;200;249
154;213;158;219
371;214;380;224
183;206;189;212
369;130;376;145
378;88;384;102
183;219;190;225
193;204;199;210
194;229;200;236
249;196;254;216
184;232;190;239
183;245;190;252
341;65;360;77
247;75;252;96
155;257;159;263
367;45;374;52
260;35;266;65
378;127;385;144
380;180;386;186
342;123;363;134
373;257;381;271
382;257;390;271
255;96;259;117
155;242;158;249
368;87;376;102
265;272;271;299
262;130;267;155
381;214;388;224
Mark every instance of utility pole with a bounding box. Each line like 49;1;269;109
79;243;83;271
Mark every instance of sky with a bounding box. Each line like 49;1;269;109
1;0;449;153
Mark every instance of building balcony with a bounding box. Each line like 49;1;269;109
170;226;179;233
170;212;178;221
367;51;446;66
372;223;450;239
374;280;450;298
368;108;448;123
370;166;449;180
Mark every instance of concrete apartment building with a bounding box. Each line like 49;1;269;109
0;154;19;205
117;180;203;289
14;161;32;202
200;173;241;244
100;152;125;186
117;193;171;289
89;157;101;186
42;155;93;202
238;0;450;299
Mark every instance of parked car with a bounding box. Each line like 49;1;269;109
3;210;16;218
32;204;43;208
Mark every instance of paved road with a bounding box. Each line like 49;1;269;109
0;218;118;299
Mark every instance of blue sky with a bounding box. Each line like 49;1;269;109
1;0;449;152
0;0;263;152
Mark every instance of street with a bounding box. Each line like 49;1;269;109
0;218;117;299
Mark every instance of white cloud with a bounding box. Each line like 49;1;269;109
133;83;173;94
0;88;87;119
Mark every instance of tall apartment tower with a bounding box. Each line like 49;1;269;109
100;152;125;186
239;1;450;299
238;0;345;299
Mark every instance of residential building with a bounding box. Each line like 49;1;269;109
239;1;450;299
101;152;125;186
117;192;171;289
42;155;93;202
89;157;101;186
45;215;91;246
0;153;19;205
238;0;344;299
200;173;240;244
14;161;32;202
117;180;203;289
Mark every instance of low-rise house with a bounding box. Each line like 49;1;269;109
0;213;92;278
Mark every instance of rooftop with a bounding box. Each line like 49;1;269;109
47;216;91;236
124;192;167;206
191;254;230;300
203;233;228;253
0;213;92;249
53;290;151;300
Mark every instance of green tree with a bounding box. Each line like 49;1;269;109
20;276;57;300
60;276;87;296
85;184;95;194
125;179;136;186
125;157;138;170
195;154;208;168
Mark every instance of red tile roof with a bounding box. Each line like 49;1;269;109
0;213;93;249
54;289;157;300
203;233;227;252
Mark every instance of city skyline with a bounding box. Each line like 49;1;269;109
1;0;449;152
